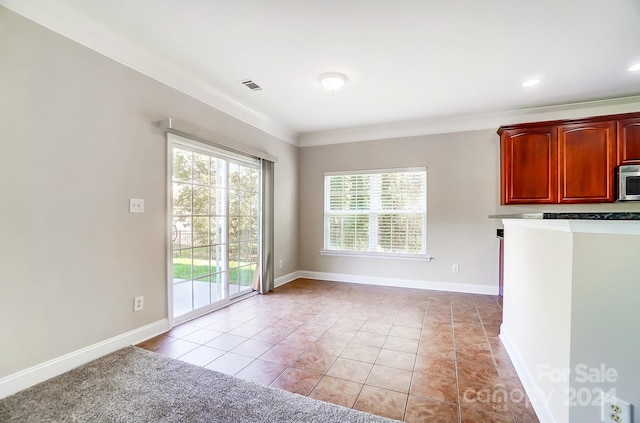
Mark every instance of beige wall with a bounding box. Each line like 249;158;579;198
298;126;640;293
502;224;573;423
3;0;640;396
502;223;640;423
299;130;503;291
0;7;298;377
570;233;640;423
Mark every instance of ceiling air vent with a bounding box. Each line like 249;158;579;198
240;80;262;91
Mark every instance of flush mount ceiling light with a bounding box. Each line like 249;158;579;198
522;79;541;87
319;72;348;92
629;64;640;72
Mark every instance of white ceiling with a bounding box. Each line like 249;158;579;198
3;0;640;145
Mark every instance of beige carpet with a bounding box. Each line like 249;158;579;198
0;347;401;422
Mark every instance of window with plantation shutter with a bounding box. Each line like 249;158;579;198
323;168;427;258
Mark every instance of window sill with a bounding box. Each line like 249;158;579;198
320;250;433;261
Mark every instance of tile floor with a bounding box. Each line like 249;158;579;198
137;279;539;423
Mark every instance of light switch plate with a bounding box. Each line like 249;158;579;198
129;198;144;213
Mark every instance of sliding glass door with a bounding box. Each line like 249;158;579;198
228;163;260;297
169;134;260;322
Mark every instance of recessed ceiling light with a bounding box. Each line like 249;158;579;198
629;64;640;72
522;79;541;87
319;72;348;92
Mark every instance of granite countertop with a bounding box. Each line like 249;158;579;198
489;212;640;220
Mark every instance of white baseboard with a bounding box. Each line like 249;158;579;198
0;272;494;400
274;271;300;288
500;326;558;423
0;319;169;399
298;270;498;295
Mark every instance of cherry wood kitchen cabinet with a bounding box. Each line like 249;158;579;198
617;117;640;165
557;121;616;203
500;127;557;204
499;112;640;205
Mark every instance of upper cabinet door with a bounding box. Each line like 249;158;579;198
501;127;557;204
557;121;616;203
618;118;640;165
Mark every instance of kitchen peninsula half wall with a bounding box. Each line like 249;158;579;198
492;214;640;423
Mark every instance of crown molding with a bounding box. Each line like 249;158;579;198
0;0;299;145
4;0;639;149
299;95;640;147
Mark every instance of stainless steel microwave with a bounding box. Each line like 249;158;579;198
618;165;640;201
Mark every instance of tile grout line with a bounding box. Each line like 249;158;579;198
475;296;519;423
349;303;394;417
450;298;463;423
403;299;432;422
141;282;533;422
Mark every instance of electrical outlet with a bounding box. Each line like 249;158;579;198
602;395;633;423
452;264;459;273
129;198;144;213
134;296;144;312
279;259;283;269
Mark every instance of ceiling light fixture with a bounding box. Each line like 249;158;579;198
319;72;348;92
629;64;640;72
522;79;541;87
